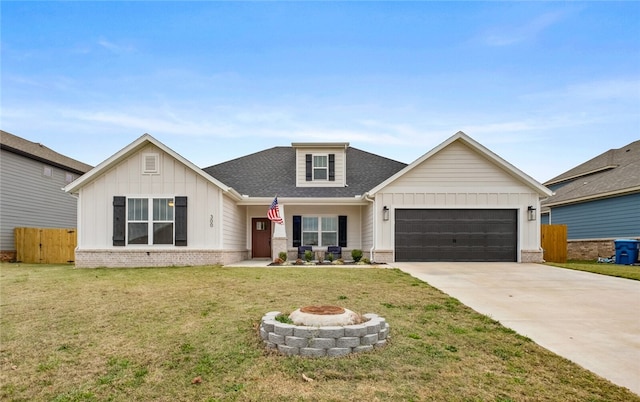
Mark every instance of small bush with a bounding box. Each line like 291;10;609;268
275;314;293;324
278;251;288;262
326;253;334;262
351;249;363;262
304;249;313;262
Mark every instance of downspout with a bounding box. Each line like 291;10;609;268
364;192;375;262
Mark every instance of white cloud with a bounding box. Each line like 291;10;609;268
97;38;135;55
524;78;640;102
481;10;568;47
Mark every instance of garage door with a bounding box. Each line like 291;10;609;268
395;209;517;262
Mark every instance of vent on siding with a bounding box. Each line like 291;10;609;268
142;153;159;174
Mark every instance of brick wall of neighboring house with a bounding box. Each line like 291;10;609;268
567;239;619;260
1;250;16;262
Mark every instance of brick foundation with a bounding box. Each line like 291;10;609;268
74;249;248;268
1;250;16;262
567;239;617;261
521;250;544;263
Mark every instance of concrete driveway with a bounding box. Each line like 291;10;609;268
392;262;640;396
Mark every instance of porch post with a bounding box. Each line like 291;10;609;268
271;204;287;262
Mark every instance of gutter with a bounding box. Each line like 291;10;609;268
363;192;376;262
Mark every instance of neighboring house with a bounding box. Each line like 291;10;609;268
64;131;551;268
541;140;640;260
0;130;93;261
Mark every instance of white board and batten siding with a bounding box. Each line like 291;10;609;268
76;144;223;249
375;141;542;255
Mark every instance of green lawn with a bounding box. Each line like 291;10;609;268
1;263;638;401
546;260;640;281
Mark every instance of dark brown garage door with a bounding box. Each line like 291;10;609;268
395;209;517;262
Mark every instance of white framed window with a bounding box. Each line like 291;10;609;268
127;198;174;245
313;155;328;180
43;165;53;177
64;172;75;183
302;216;338;246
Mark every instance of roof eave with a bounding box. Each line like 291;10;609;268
542;186;640;208
236;196;368;206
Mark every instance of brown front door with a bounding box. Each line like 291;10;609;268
251;218;272;258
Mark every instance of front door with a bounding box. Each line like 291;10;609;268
251;218;272;258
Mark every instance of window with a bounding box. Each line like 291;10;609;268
313;155;328;180
65;172;75;183
43;165;53;177
302;216;338;246
127;198;174;245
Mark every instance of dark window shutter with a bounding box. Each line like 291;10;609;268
338;215;347;247
293;215;302;247
305;154;312;181
113;196;126;246
329;154;335;181
174;196;187;246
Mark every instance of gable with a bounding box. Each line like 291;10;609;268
65;134;239;199
384;141;533;193
369;132;552;197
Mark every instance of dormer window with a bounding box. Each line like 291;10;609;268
294;142;346;187
305;153;335;182
313;155;328;180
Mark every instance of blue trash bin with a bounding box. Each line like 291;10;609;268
614;239;640;265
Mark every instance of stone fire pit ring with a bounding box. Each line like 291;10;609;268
259;307;390;357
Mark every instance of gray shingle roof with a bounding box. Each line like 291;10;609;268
542;139;640;205
203;146;407;197
1;130;93;174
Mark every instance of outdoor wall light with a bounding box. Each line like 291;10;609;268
383;206;390;221
527;206;536;221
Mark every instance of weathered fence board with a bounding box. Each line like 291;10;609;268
14;227;76;264
541;224;567;263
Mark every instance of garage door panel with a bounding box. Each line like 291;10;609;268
395;209;517;262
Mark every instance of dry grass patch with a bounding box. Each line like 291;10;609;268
1;263;638;401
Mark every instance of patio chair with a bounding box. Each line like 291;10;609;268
327;245;342;259
298;246;313;260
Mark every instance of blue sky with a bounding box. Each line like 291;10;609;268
2;1;638;182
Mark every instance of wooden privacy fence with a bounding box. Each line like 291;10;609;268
541;224;567;263
14;227;76;264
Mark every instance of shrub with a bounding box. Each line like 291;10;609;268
278;251;288;262
275;314;293;324
326;252;334;262
351;249;363;262
304;249;313;262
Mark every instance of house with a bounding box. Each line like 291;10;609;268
541;140;640;260
64;131;552;268
0;130;93;262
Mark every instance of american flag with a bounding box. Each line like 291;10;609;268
267;196;283;224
